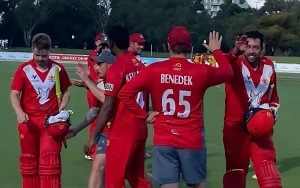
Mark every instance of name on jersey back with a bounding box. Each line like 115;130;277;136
161;74;192;85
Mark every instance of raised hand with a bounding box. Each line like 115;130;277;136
75;63;90;82
232;35;247;56
202;31;223;52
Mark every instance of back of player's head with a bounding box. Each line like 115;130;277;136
245;30;264;48
107;25;130;50
32;33;52;50
168;26;192;54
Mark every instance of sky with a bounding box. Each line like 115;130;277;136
247;0;265;9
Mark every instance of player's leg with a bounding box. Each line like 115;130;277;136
152;146;180;188
223;125;251;188
88;120;97;160
39;120;64;188
179;148;206;188
18;121;40;188
88;134;107;188
105;138;130;188
251;133;282;188
86;93;97;160
125;140;150;188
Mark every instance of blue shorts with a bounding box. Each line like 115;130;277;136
95;134;107;155
152;146;207;185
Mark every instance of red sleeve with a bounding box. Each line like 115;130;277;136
59;65;72;93
270;70;279;107
225;50;238;64
11;65;25;92
204;50;233;88
118;68;151;119
104;63;124;97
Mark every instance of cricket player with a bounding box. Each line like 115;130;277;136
250;40;267;180
118;28;233;188
83;25;150;188
223;31;282;188
67;51;116;188
71;32;104;160
129;33;146;60
128;32;153;185
10;33;71;188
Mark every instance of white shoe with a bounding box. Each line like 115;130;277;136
252;174;257;179
85;155;92;160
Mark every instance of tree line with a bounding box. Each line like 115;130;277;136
1;0;300;56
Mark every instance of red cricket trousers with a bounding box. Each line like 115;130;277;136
223;121;282;188
18;116;64;188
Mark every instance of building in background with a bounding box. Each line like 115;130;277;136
202;0;250;17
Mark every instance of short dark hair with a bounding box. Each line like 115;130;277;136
107;25;129;50
245;30;264;47
171;46;190;54
31;33;52;50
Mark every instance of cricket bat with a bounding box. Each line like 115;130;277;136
54;66;68;149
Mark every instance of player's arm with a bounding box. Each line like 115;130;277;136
204;50;233;87
67;107;101;139
90;65;122;139
82;78;105;103
10;90;23;114
118;69;150;120
10;66;25;115
269;70;280;118
59;66;72;110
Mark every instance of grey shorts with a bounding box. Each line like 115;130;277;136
95;134;107;155
152;146;207;185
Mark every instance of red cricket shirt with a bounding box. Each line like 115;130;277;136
104;52;148;140
86;50;101;108
118;50;233;149
224;52;279;125
11;59;71;117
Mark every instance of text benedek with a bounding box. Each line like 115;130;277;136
161;74;192;85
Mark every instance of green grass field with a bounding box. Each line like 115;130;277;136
4;47;300;64
1;61;300;187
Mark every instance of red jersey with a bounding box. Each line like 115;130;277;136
87;50;101;107
11;59;71;117
224;52;279;125
118;50;233;149
104;52;148;140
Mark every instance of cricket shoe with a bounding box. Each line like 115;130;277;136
252;174;257;179
85;155;92;160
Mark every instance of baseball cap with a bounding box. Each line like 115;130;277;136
168;26;192;49
246;109;275;137
91;50;116;64
101;34;109;44
95;33;104;41
130;33;146;43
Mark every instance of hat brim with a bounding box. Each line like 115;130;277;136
132;40;146;43
91;53;116;64
90;56;105;64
